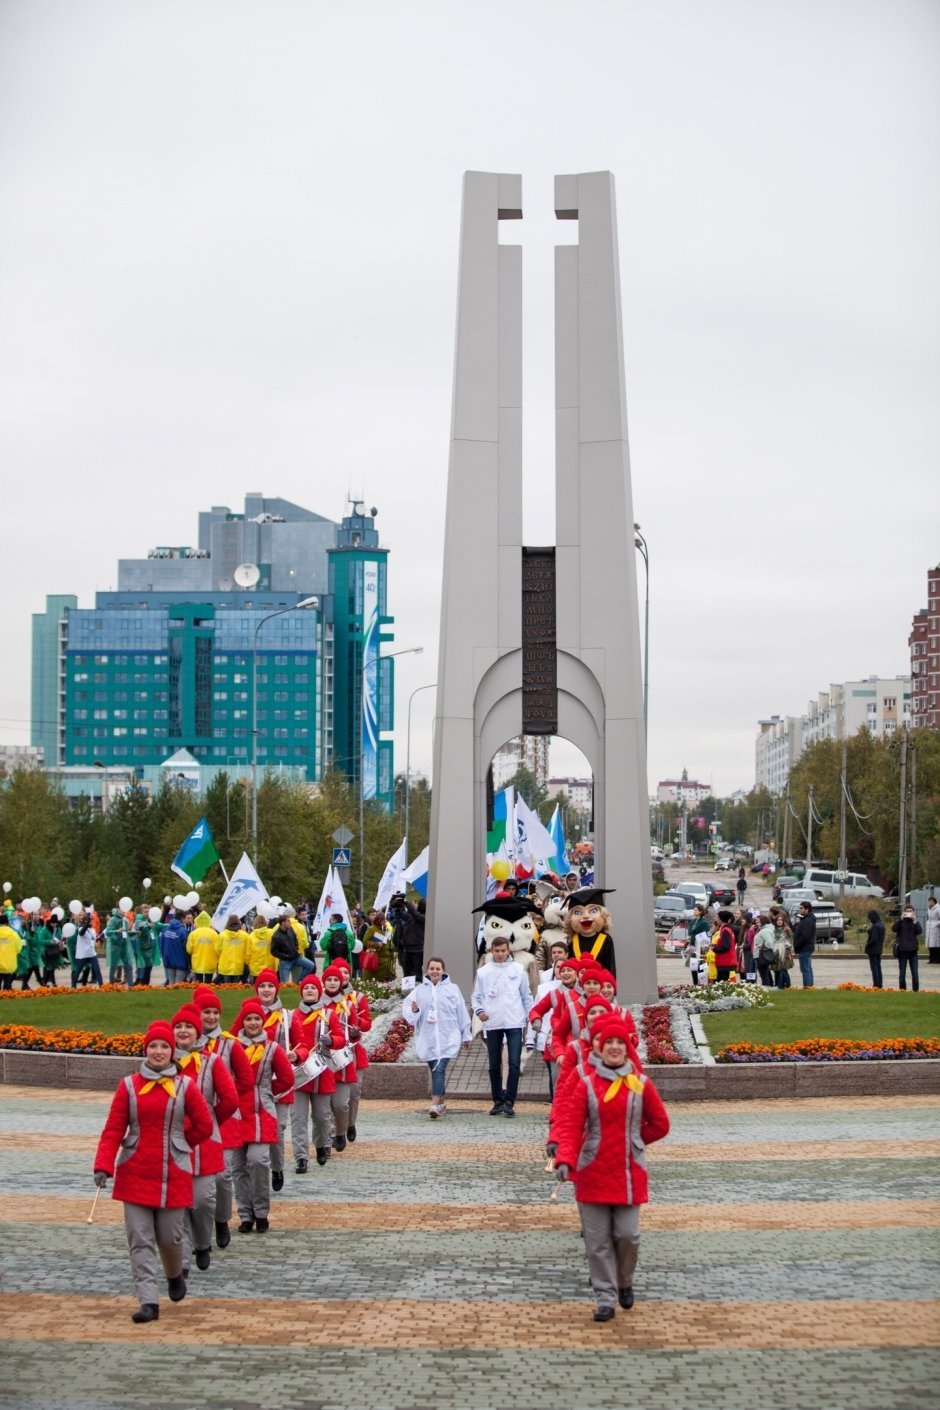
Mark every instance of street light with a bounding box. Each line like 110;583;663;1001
252;597;319;857
404;681;437;863
358;646;424;901
634;523;649;751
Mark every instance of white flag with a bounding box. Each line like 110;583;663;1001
312;866;352;936
515;796;557;867
402;844;430;897
210;853;269;932
374;838;408;912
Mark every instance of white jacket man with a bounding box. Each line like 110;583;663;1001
470;933;531;1117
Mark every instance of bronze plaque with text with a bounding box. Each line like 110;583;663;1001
522;547;557;734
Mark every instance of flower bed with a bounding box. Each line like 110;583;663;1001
367;1017;413;1064
714;1036;940;1063
641;1004;683;1065
0;1023;145;1056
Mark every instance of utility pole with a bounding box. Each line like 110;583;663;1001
805;785;814;873
909;743;917;891
898;736;908;903
838;739;848;908
782;780;791;867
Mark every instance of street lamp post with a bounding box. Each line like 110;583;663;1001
252;597;319;859
358;645;424;902
634;524;649;750
404;681;437;863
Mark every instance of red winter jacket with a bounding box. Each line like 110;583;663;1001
323;994;359;1083
289;1002;348;1095
342;985;373;1070
234;1033;295;1143
549;988;586;1056
176;1049;239;1177
201;1031;255;1150
554;1056;670;1206
230;1004;296;1105
712;924;737;975
94;1067;214;1208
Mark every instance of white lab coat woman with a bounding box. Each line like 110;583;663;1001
403;959;472;1117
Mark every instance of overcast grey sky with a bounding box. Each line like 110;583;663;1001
1;0;938;796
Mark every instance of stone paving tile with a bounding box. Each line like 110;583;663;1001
2;1343;940;1410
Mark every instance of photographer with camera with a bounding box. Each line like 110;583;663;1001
390;893;425;979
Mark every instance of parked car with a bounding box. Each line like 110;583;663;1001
677;881;709;906
780;888;818;911
662;925;689;954
802;868;885;902
773;876;802;902
784;898;847;941
706;882;736;906
713;857;734;871
654;894;693;931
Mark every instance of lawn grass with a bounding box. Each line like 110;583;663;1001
0;985;260;1035
700;989;940;1047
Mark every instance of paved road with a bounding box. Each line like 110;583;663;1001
1;1084;938;1409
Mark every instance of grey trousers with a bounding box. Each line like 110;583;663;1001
291;1089;333;1162
215;1147;234;1223
232;1142;271;1221
578;1202;640;1309
270;1102;289;1173
123;1202;184;1307
348;1072;361;1129
182;1174;216;1269
330;1081;351;1138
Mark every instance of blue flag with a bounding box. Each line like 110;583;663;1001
548;804;569;875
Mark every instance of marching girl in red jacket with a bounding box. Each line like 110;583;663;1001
320;964;359;1153
93;1020;214;1324
288;973;347;1171
171;1004;239;1276
191;986;253;1250
554;1015;670;1323
230;970;295;1193
231;998;295;1233
330;956;372;1142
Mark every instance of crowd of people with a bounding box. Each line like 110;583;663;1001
92;959;373;1322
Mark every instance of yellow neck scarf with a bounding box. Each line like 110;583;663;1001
245;1042;267;1065
139;1075;178;1097
178;1052;201;1074
603;1072;644;1103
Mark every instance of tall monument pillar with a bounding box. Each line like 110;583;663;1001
427;171;656;1006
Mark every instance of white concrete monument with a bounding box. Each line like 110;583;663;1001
427;171;656;1004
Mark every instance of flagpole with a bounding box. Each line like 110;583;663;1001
218;860;230;884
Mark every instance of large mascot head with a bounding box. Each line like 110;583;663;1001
563;887;615;943
473;896;541;996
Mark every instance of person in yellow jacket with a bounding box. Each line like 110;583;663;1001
215;916;248;984
0;920;25;990
246;916;274;978
187;913;220;983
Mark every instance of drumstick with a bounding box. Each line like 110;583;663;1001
87;1187;102;1224
549;1183;560;1202
544;1157;555;1173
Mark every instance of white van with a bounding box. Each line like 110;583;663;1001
803;869;884;901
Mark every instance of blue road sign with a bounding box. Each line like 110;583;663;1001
331;847;352;867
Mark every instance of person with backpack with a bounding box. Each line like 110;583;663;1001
753;913;777;989
319;913;358;967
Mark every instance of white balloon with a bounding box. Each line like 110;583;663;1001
52;906;65;921
148;906;163;924
186;891;200;909
119;895;133;912
269;895;282;908
69;899;84;916
20;899;32;914
142;878;152;890
62;922;76;938
164;895;172;905
256;901;274;921
2;881;11;893
173;894;188;910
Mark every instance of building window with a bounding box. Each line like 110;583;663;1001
274;692;287;702
94;655;109;665
93;709;107;720
133;727;147;736
74;709;88;720
113;709;128;720
275;673;288;684
295;674;308;685
113;727;128;736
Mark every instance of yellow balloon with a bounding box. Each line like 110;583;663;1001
489;859;511;882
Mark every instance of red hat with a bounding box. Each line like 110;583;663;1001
557;954;579;970
254;969;279;992
331;957;352;974
299;973;322;997
595;969;616;987
590;1016;635;1046
192;986;222;1011
239;998;266;1021
143;1021;175;1051
579;967;605;985
322;964;346;983
171;1005;203;1032
582;995;613;1020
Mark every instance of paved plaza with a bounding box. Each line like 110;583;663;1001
1;1085;938;1410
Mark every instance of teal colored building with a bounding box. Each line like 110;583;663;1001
30;496;395;805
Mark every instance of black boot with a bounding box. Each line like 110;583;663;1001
271;1170;284;1192
295;1158;308;1174
593;1305;615;1322
333;1134;347;1152
315;1147;330;1166
237;1220;255;1234
618;1287;634;1310
347;1125;357;1143
215;1220;231;1249
195;1248;211;1271
167;1273;187;1303
255;1218;270;1233
131;1303;159;1324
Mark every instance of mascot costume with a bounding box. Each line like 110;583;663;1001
532;877;567;970
563;886;617;975
473;897;542;999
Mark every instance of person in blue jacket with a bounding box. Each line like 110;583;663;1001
160;910;191;985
